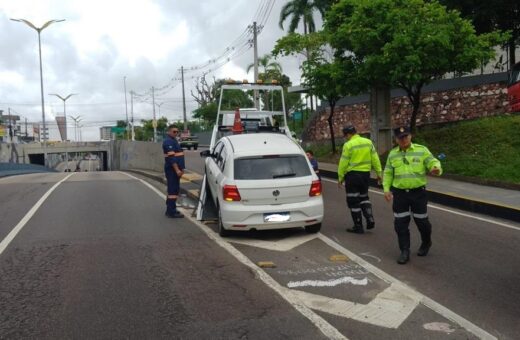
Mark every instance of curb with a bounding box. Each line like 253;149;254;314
318;168;520;223
127;169;201;203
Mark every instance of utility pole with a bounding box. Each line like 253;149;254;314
152;86;157;142
253;21;259;110
130;91;135;141
124;76;129;140
181;66;187;131
8;107;13;142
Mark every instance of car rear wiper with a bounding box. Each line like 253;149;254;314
273;172;296;178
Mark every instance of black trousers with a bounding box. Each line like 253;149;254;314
344;171;373;228
391;187;432;250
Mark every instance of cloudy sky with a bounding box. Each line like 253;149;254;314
0;0;311;141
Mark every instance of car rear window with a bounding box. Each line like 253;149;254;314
234;155;311;180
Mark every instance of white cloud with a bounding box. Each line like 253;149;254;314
0;0;315;141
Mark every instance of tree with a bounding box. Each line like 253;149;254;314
136;117;168;141
274;32;361;153
438;0;519;68
279;0;333;33
192;77;253;125
326;0;506;132
246;54;283;75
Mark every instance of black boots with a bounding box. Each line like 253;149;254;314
417;241;432;256
346;226;364;234
397;249;410;264
347;210;364;233
361;203;375;230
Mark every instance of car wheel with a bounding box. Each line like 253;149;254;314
217;204;230;237
194;146;198;150
305;223;321;234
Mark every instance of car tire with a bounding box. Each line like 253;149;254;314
187;146;191;150
217;203;230;237
194;145;198;150
305;223;321;234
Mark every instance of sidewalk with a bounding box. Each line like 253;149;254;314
131;165;519;223
319;162;520;222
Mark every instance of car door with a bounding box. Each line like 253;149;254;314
206;142;224;205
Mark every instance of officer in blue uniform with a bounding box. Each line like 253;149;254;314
163;125;185;218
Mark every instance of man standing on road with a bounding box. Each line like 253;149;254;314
163;125;185;218
383;126;442;264
338;125;382;234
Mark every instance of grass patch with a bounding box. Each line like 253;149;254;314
413;114;520;184
304;114;520;184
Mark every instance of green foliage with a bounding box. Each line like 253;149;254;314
439;0;519;67
279;0;330;33
193;102;218;124
135;117;169;141
413;115;520;183
326;0;508;131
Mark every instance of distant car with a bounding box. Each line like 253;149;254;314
201;133;323;236
180;135;199;150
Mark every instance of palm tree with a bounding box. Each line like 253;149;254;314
278;0;330;34
247;54;283;75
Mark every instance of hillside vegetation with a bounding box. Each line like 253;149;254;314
310;114;520;184
413;114;520;184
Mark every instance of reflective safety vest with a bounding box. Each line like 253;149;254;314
383;143;442;192
338;134;382;182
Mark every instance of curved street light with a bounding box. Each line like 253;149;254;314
69;115;82;141
49;93;78;141
10;18;65;167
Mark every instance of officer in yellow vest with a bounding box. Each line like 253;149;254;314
338;125;382;233
383;126;442;264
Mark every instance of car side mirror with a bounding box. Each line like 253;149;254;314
200;150;211;158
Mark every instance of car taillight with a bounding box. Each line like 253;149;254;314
309;180;322;197
223;185;241;201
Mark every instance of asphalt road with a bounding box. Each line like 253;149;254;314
184;148;520;340
0;172;328;339
1;150;519;339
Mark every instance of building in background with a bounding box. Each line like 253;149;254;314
100;126;115;141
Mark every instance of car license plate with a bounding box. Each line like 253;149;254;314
264;212;290;222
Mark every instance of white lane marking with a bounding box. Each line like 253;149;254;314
287;276;368;288
291;282;420;329
129;171;495;338
360;252;382;263
318;233;497;339
123;172;348;340
0;173;74;256
227;234;319;252
321;177;520;231
423;322;456;334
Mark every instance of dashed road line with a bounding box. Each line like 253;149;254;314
0;173;74;256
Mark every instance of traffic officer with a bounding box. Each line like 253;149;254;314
338;125;382;234
163;124;185;218
383;126;442;264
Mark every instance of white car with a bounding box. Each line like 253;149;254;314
201;133;324;236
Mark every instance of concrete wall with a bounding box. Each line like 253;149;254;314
305;72;510;142
110;140;164;172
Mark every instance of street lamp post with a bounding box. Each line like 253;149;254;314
49;93;77;141
10;18;65;167
69;115;82;141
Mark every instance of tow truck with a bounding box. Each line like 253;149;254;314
195;80;294;221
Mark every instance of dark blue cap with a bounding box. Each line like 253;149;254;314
342;125;356;134
394;126;411;138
